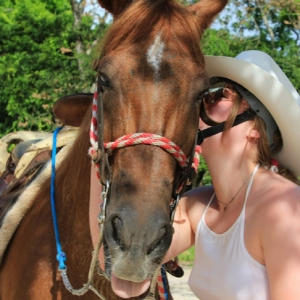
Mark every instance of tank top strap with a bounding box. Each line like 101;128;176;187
242;163;260;210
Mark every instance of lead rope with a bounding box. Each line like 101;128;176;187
51;127;107;299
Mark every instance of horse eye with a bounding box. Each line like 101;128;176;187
99;74;110;87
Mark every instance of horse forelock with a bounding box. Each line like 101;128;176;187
94;0;204;69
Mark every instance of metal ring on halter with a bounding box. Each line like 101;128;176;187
98;180;109;225
170;194;180;224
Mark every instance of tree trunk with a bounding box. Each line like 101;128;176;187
255;0;275;49
70;0;86;80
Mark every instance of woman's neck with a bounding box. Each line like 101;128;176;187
204;148;258;209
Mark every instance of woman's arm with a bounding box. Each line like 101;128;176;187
164;186;211;262
164;196;196;262
89;165;105;267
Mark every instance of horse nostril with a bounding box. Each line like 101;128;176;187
112;216;125;250
146;226;168;255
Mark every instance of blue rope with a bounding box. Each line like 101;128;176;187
50;127;66;270
161;266;169;300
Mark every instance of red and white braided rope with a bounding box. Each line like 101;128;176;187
89;92;201;171
90;91;98;150
157;273;167;300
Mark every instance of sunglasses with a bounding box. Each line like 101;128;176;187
202;87;228;104
200;85;246;126
197;82;256;145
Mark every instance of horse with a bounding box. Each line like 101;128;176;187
0;0;227;299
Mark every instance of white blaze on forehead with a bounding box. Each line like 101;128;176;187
147;33;165;75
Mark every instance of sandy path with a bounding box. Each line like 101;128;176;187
168;266;198;300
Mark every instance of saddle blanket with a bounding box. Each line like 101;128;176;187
0;129;76;265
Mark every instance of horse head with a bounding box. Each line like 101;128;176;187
87;0;227;297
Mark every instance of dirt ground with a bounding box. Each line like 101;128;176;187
168;266;198;300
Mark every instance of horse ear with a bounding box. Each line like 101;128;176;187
188;0;228;31
53;93;93;127
97;0;134;18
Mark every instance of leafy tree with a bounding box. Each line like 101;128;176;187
213;0;300;90
0;0;108;135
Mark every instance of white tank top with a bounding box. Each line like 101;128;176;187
188;164;270;300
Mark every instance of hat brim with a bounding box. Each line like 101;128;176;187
205;55;300;176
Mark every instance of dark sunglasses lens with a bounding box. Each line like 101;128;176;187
200;85;232;126
203;87;224;104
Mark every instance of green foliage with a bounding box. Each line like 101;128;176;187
6;142;16;153
178;246;195;265
0;0;109;136
199;158;212;186
215;0;300;90
202;29;242;57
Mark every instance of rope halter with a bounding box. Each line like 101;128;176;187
89;92;201;180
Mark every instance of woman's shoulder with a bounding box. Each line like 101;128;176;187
251;171;300;230
180;185;215;233
181;185;214;211
184;184;214;200
254;171;299;208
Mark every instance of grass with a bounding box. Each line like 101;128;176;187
178;246;195;266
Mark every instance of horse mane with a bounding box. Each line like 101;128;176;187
94;0;204;68
58;111;92;206
34;107;92;232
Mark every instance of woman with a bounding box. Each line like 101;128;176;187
166;50;300;299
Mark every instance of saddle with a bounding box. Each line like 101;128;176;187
0;128;80;223
0;93;93;227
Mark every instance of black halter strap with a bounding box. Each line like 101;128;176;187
197;109;256;145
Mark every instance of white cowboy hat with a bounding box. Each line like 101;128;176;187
204;50;300;176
